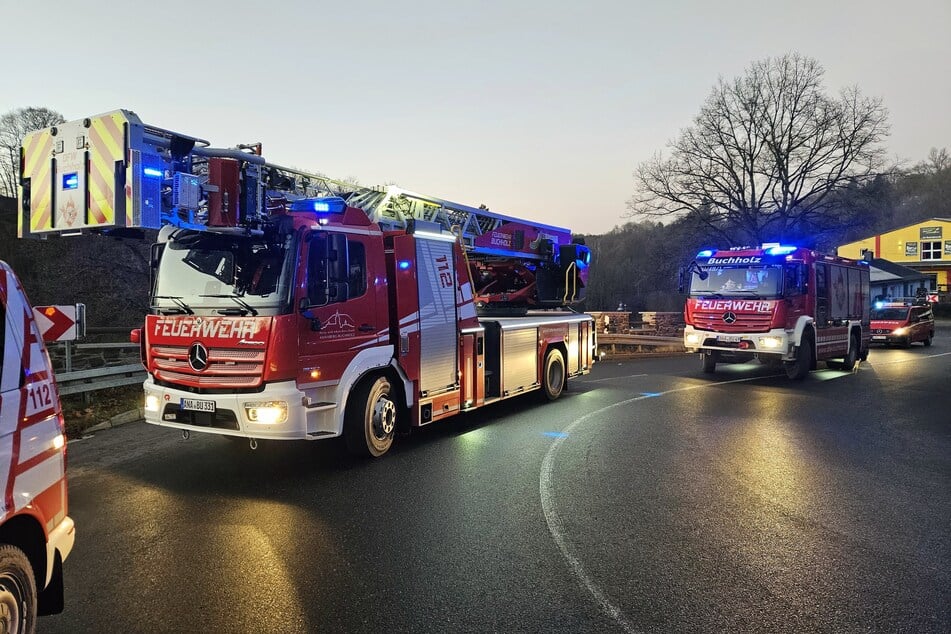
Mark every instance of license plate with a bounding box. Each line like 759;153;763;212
718;335;740;343
872;336;886;340
181;398;215;413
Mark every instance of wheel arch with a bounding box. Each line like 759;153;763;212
0;513;47;591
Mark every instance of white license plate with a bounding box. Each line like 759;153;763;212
181;398;215;413
872;336;886;340
718;335;741;343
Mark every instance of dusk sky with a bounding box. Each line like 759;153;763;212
3;0;948;234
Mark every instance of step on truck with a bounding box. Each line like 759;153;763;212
680;245;871;379
0;261;75;630
18;110;595;457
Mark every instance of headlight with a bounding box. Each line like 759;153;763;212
244;401;288;424
892;327;908;336
685;333;701;345
145;394;160;412
758;336;783;349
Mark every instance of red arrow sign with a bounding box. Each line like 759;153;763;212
33;305;78;342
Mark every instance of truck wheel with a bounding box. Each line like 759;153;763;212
0;545;37;634
839;333;859;371
344;376;397;458
785;334;813;380
542;349;566;401
923;333;933;347
701;351;717;374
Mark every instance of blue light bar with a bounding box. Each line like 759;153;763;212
62;172;79;190
143;167;163;178
766;245;797;255
289;197;347;214
398;260;411;270
696;249;714;258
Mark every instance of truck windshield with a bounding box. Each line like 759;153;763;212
690;266;782;297
152;230;297;316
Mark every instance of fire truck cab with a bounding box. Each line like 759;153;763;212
870;299;935;347
682;245;871;379
0;261;75;630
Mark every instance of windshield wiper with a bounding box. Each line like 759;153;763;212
200;294;259;316
152;295;194;315
730;289;762;297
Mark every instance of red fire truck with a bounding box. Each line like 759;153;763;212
681;245;871;379
19;110;595;457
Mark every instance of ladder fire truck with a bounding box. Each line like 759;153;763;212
18;110;595;457
680;245;871;379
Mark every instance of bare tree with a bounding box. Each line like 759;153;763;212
629;54;890;246
0;107;65;198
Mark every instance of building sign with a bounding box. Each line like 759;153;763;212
920;226;943;239
945;240;951;255
905;242;918;257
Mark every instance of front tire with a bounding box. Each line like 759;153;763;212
344;376;397;458
542;349;566;401
701;351;717;374
0;545;37;634
923;333;933;347
785;334;814;380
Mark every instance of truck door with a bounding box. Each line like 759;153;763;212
297;231;384;386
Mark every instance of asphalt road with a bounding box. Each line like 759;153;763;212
43;330;951;633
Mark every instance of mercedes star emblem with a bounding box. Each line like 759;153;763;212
722;312;737;324
188;342;209;372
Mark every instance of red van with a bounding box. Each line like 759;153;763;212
870;299;935;347
0;260;75;630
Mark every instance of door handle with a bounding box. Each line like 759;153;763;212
359;324;376;333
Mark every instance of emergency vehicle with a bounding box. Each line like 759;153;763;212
18;110;595;457
681;245;871;379
0;261;75;630
870;299;935;347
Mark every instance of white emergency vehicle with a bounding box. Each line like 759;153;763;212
0;260;75;631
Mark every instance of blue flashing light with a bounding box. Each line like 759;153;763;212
766;245;798;256
143;167;163;178
61;172;79;190
289;196;347;214
696;249;714;258
398;260;411;270
874;301;884;309
543;431;569;439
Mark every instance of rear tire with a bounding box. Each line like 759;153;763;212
0;545;37;634
344;375;397;458
785;334;814;380
701;351;717;374
542;349;566;401
839;334;859;371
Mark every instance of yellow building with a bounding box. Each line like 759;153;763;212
838;218;951;293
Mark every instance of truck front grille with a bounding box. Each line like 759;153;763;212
692;311;773;333
150;345;266;389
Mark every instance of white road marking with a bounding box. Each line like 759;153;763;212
539;372;783;633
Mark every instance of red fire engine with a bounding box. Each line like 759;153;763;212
19;110;595;457
681;245;871;379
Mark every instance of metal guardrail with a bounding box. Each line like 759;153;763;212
597;333;685;357
55;364;146;396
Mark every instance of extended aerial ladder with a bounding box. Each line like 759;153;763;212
19;110;589;311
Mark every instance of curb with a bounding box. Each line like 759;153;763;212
85;407;145;433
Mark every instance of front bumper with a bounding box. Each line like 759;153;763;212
141;377;341;440
684;325;792;359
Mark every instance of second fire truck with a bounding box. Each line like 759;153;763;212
18;110;595;457
681;245;871;379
